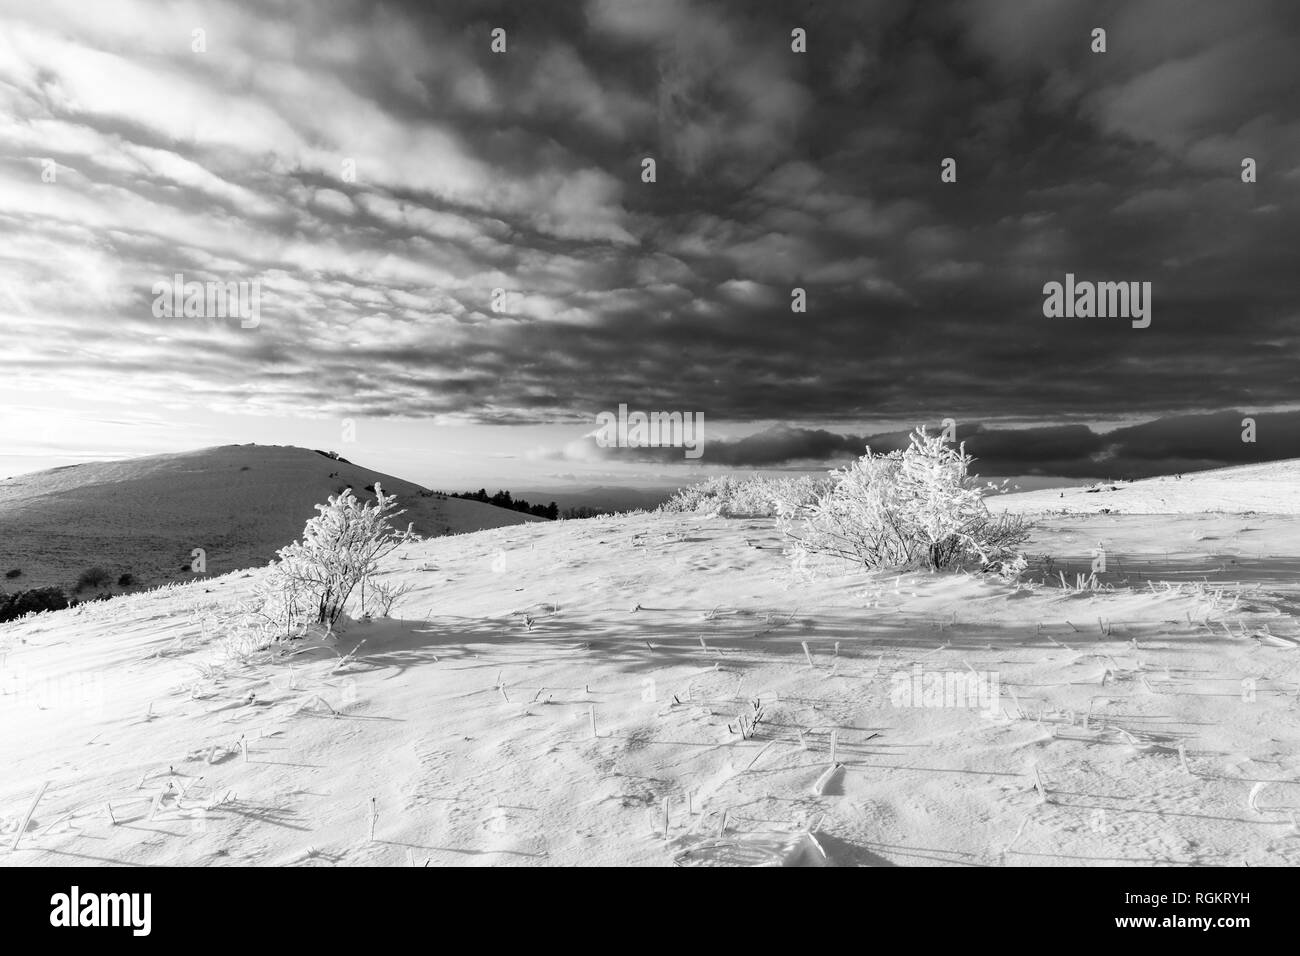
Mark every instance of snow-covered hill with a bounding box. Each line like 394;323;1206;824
0;445;540;592
992;459;1300;515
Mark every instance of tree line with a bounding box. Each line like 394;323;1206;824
441;490;614;521
448;489;559;520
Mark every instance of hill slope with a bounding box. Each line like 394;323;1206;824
0;444;541;592
992;458;1300;515
2;503;1299;866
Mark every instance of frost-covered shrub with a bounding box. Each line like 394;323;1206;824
660;474;827;518
367;577;414;618
779;427;1031;575
765;476;832;517
659;475;737;514
254;485;419;637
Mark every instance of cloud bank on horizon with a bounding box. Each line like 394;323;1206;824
1;0;1298;477
535;411;1300;479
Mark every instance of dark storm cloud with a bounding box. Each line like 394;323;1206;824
548;411;1300;479
2;0;1297;464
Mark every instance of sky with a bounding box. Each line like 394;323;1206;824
1;0;1298;492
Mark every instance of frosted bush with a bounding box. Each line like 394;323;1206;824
661;474;827;518
766;476;833;518
254;485;419;638
367;577;415;618
660;476;738;514
779;427;1030;575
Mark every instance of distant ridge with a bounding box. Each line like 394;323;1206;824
0;444;540;592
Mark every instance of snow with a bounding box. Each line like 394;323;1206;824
3;459;1300;866
991;458;1300;516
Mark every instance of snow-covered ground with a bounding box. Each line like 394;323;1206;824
992;459;1300;515
3;464;1299;866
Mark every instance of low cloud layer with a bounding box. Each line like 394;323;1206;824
540;412;1300;479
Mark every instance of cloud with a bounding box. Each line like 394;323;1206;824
532;412;1300;479
0;0;1296;472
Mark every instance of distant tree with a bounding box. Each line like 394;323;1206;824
449;489;559;519
76;566;112;590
